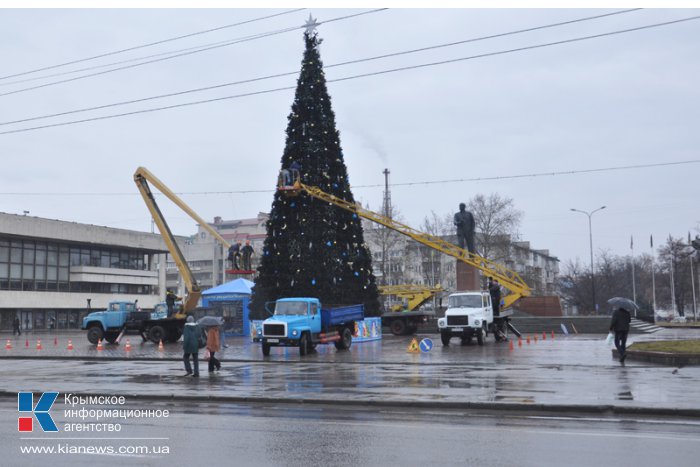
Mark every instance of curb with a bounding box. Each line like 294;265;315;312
612;349;700;366
1;390;698;419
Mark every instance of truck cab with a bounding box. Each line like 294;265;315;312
437;291;493;346
264;298;322;341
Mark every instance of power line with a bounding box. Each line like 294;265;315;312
1;14;697;136
1;160;697;196
0;31;283;89
0;28;299;99
0;8;306;82
0;8;641;127
0;9;388;99
0;7;635;90
363;160;700;188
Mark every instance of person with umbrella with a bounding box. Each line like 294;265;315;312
608;297;636;364
198;316;223;372
206;325;222;373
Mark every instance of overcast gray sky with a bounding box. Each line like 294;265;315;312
1;8;699;267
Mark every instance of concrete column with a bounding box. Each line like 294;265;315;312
158;253;167;300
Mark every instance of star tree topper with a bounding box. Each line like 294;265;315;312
304;14;319;36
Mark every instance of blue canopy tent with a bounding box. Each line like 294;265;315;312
199;278;254;336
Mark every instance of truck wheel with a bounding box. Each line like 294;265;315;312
440;331;450;346
299;333;308;356
476;327;484;346
390;319;407;336
262;343;271;357
104;332;119;344
87;326;104;344
167;328;183;343
334;328;352;350
148;325;166;344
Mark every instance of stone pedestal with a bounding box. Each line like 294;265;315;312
456;260;480;291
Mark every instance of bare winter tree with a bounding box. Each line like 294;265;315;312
658;235;696;317
420;211;453;287
363;203;406;286
466;193;523;260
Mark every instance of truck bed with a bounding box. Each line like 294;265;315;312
381;309;436;318
321;304;364;329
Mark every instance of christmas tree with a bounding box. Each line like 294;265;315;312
249;22;380;318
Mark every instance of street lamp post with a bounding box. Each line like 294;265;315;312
571;206;606;314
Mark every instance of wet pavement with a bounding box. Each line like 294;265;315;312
2;328;700;414
4;400;699;467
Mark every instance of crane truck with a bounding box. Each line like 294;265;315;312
82;167;233;345
279;177;531;344
378;284;444;335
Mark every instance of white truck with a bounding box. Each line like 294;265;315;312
437;291;494;346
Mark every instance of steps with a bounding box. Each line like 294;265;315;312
630;318;664;334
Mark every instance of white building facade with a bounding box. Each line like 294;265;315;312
0;212;168;331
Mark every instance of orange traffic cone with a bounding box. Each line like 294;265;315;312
509;340;514;351
551;330;555;339
158;339;164;352
518;336;522;347
54;336;58;346
125;339;132;352
96;339;103;351
67;339;74;350
5;339;12;350
36;339;42;350
526;335;531;345
542;331;546;341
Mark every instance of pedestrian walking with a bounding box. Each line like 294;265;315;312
241;240;254;271
609;306;632;364
182;316;200;377
13;316;21;336
206;326;222;372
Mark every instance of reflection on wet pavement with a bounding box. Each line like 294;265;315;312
2;329;699;411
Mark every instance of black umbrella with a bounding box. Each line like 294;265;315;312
197;316;224;328
607;297;639;312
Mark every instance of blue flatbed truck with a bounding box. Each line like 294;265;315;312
253;297;364;357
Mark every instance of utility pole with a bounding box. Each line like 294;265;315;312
669;234;677;316
381;168;391;285
570;206;606;314
651;235;657;314
631;235;637;317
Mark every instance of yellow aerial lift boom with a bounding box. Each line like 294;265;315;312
281;181;531;309
377;284;445;312
134;167;231;314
